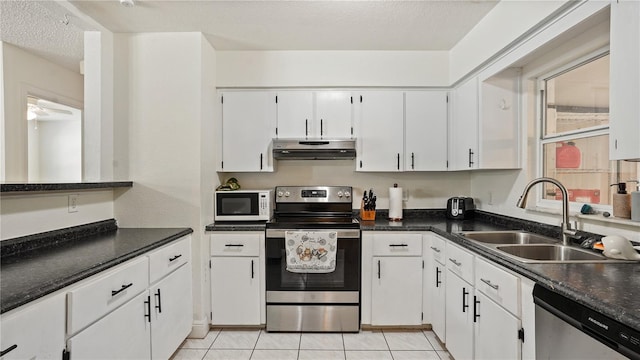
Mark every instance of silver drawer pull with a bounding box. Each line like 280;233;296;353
449;258;461;267
430;246;441;253
481;278;499;290
225;244;244;247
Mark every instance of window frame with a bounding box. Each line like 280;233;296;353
535;47;613;212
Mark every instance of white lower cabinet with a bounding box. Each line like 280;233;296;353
446;269;475;360
210;232;263;325
424;233;446;342
371;256;423;325
150;263;193;360
66;235;193;360
369;232;423;326
474;291;521;360
67;291;152;360
0;293;66;360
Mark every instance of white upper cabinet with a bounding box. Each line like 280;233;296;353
355;91;405;171
609;0;640;160
479;68;521;169
220;91;276;172
276;91;314;138
449;77;479;170
276;91;353;139
315;91;354;138
405;91;449;171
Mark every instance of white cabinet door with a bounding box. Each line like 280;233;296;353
431;262;446;342
449;77;479;170
150;263;193;360
445;270;474;360
355;91;404;171
479;68;521;169
0;294;65;360
210;257;261;325
474;291;521;360
67;291;152;360
276;91;314;138
405;91;448;171
371;256;422;326
609;0;640;160
315;91;353;138
220;91;276;172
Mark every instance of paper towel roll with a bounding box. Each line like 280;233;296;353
389;186;403;220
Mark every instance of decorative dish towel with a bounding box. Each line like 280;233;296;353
285;231;337;273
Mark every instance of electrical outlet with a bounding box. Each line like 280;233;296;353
68;194;79;213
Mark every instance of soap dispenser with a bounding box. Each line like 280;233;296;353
630;180;640;222
610;182;631;219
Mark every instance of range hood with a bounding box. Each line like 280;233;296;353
272;139;356;160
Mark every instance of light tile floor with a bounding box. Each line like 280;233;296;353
172;329;451;360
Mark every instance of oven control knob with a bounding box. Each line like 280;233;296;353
284;191;290;197
277;191;284;197
345;191;351;198
337;191;343;198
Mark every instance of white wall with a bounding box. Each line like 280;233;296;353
112;32;216;336
0;190;114;240
1;42;84;181
221;162;471;210
28;119;82;182
450;0;569;84
216;50;449;87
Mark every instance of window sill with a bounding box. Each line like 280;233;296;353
530;205;640;228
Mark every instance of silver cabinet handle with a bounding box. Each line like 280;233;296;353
481;278;499;290
449;258;461;267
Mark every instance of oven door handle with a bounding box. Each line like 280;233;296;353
266;229;360;238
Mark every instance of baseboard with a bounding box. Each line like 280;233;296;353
188;317;210;339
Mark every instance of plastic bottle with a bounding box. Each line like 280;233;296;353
610;182;631;219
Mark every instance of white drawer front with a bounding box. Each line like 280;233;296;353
373;233;422;256
446;242;474;284
67;257;149;335
211;233;261;256
428;234;446;264
475;257;520;316
149;235;192;284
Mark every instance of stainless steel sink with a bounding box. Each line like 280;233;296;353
460;231;621;263
495;244;608;263
460;231;557;245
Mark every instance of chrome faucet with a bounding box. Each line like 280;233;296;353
516;177;577;245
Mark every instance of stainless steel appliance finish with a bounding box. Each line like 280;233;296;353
265;185;361;333
534;284;638;359
266;305;360;332
272;139;356;160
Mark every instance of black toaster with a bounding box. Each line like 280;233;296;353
446;197;475;219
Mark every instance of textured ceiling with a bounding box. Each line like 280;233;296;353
0;0;93;72
1;0;499;73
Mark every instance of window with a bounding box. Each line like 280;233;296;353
538;52;639;208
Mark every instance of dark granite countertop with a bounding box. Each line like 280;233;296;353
206;209;640;332
0;181;133;193
0;219;193;313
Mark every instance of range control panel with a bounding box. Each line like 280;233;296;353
275;186;352;203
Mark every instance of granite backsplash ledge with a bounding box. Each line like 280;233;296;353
1;219;119;259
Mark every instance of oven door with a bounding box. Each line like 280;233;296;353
265;228;361;293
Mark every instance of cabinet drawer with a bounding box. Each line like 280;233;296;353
446;242;474;284
211;233;261;256
428;234;446;264
475;257;520;316
149;235;192;284
67;257;149;335
373;233;422;256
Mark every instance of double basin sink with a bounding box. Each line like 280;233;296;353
459;231;615;263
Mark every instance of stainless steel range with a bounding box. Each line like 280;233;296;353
265;186;361;332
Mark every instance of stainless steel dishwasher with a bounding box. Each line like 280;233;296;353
534;284;639;360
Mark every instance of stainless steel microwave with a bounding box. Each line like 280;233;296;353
214;190;273;221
